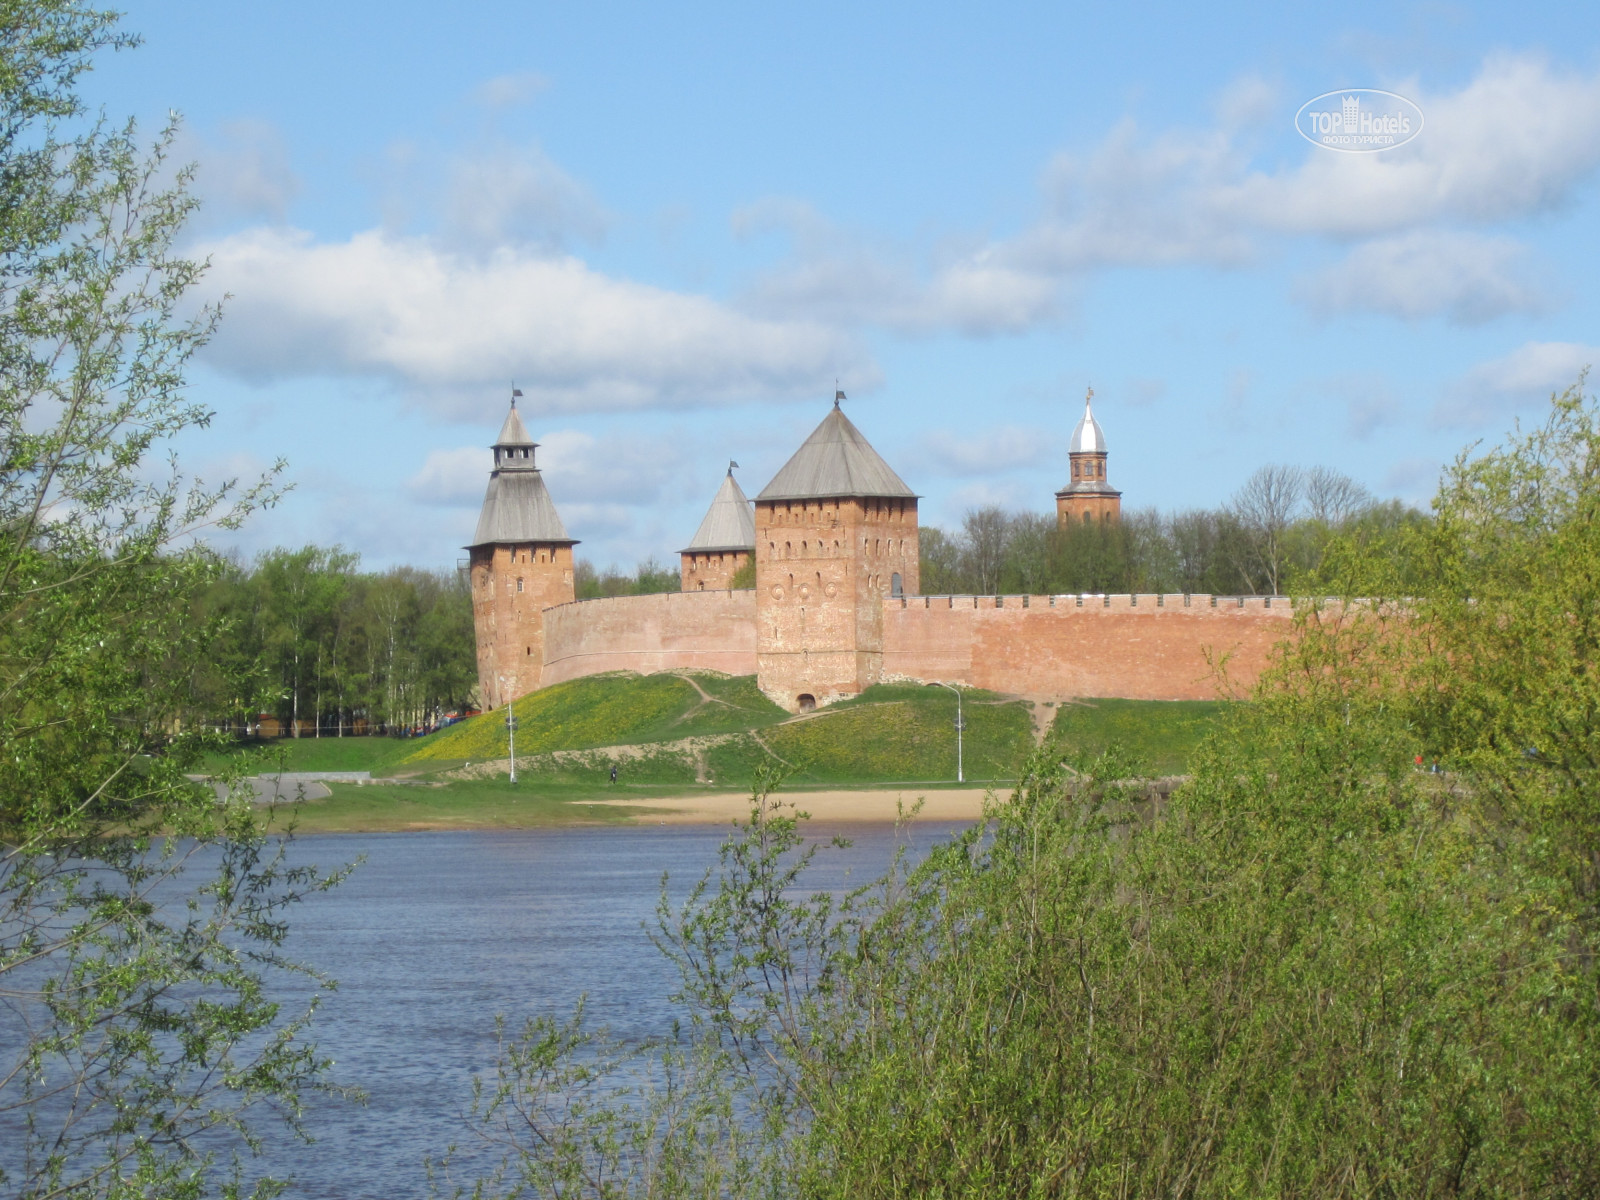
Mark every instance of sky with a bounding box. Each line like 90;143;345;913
89;0;1600;572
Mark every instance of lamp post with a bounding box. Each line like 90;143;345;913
927;681;964;783
506;709;518;784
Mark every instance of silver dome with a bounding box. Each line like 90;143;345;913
1070;391;1106;454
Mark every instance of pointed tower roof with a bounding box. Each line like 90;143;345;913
756;401;917;502
681;467;756;554
1070;388;1108;454
467;398;577;548
495;402;536;447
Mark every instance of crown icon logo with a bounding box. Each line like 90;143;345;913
1342;95;1360;132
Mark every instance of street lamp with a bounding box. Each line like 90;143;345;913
926;681;965;783
506;709;518;784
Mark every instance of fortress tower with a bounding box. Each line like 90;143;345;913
754;396;918;712
680;464;756;590
1055;387;1122;527
467;396;577;709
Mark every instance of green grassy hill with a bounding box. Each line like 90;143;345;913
207;676;1233;793
1048;697;1229;775
405;672;788;764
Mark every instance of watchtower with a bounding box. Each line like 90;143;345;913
467;395;577;709
680;463;756;590
1055;387;1123;527
754;396;918;712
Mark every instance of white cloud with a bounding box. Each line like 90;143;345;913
1214;75;1281;127
472;72;550;110
406;446;487;506
406;428;686;511
735;200;1058;335
1434;341;1599;428
443;145;609;249
716;57;1600;338
187;120;300;223
1297;231;1554;323
1231;56;1600;237
200;227;877;414
914;425;1062;477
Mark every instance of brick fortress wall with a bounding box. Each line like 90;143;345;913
520;588;1296;703
539;590;758;687
882;593;1294;699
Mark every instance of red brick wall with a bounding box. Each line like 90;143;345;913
471;543;575;709
882;593;1293;699
680;549;751;591
540;590;758;686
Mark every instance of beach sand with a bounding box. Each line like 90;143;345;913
611;786;1002;825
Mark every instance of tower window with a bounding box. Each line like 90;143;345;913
517;578;524;592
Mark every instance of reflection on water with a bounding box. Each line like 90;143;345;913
253;819;969;1197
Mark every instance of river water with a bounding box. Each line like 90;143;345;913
242;819;969;1197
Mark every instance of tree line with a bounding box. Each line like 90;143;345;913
196;549;477;737
195;549;718;738
919;464;1424;598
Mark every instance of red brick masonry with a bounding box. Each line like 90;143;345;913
535;590;1292;701
883;593;1292;699
541;590;759;686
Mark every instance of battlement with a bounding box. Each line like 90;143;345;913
899;593;1293;613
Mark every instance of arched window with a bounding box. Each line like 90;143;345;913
892;572;903;597
517;578;525;592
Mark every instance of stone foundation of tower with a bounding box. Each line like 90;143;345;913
470;542;575;709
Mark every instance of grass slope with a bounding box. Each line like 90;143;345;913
207;681;1231;802
707;684;1035;786
1049;697;1228;774
405;672;788;764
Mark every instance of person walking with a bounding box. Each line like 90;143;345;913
610;764;618;785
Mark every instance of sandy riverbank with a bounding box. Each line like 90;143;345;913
610;786;1003;825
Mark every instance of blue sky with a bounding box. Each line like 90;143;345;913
95;0;1600;570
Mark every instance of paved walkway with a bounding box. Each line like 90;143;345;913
190;771;370;804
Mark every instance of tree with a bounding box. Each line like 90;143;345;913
959;505;1010;594
916;525;963;594
1228;463;1304;594
0;6;339;1195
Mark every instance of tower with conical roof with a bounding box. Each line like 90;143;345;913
467;393;578;709
680;463;756;590
753;394;919;712
1055;387;1122;527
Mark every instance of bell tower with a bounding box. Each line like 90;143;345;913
1055;387;1122;527
467;392;578;710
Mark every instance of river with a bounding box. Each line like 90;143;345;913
243;819;968;1197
